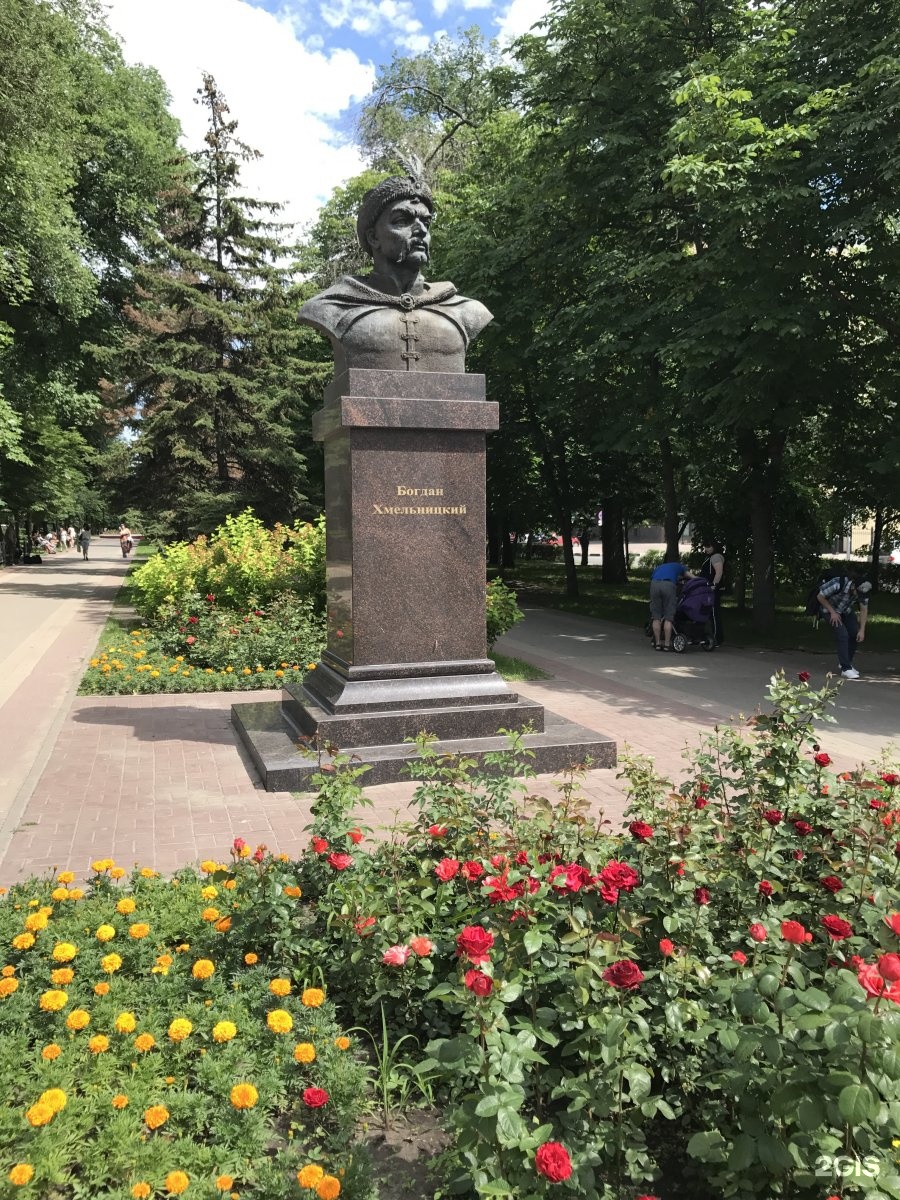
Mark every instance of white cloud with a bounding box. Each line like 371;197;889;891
318;0;430;49
106;0;375;232
495;0;551;40
432;0;449;13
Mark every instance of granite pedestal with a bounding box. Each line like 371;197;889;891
232;369;615;790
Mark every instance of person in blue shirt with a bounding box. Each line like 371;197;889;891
650;558;693;650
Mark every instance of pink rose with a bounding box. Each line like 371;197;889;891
749;922;767;942
382;945;411;967
409;936;433;957
327;852;353;871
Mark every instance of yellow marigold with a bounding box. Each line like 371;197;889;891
144;1104;170;1130
40;1088;66;1112
57;871;75;884
102;953;122;973
68;888;85;900
88;1034;110;1054
52;942;77;962
50;968;74;985
112;1093;129;1109
223;879;237;891
12;933;35;951
175;943;190;953
26;1101;54;1127
66;1008;90;1031
297;1165;325;1188
140;868;158;878
244;953;258;965
51;887;68;901
201;907;220;922
215;1176;234;1191
316;1177;341;1200
110;867;126;880
134;1033;156;1053
284;885;302;898
39;989;68;1012
214;917;232;933
168;1018;192;1043
1;965;15;977
116;898;136;915
229;1083;258;1110
269;978;291;997
301;988;325;1008
165;1170;189;1195
8;1164;34;1186
39;906;53;917
156;953;173;968
91;859;114;873
41;1044;61;1060
200;859;217;874
115;1012;137;1034
94;981;110;996
24;911;48;932
201;886;218;900
132;1184;151;1199
212;1020;237;1043
293;1042;316;1064
129;923;150;940
0;978;19;997
334;1036;351;1051
266;1009;292;1034
192;959;215;981
95;924;116;942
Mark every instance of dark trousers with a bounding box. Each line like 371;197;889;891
711;592;724;645
833;610;859;670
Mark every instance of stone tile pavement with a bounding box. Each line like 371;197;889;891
1;541;896;884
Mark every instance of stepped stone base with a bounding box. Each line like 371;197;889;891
231;695;616;791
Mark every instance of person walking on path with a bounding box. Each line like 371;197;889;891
650;557;692;651
118;524;132;558
698;539;726;645
817;573;871;679
78;527;91;562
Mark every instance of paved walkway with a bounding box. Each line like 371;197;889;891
0;544;897;884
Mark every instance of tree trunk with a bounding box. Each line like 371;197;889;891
870;506;883;592
601;497;628;583
660;436;680;561
579;524;591;567
741;433;785;632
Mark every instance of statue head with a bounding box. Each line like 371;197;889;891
356;174;435;268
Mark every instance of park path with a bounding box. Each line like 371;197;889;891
0;549;897;885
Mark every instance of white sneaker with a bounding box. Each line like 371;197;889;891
841;667;860;679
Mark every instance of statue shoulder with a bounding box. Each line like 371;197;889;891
440;293;493;340
298;277;369;336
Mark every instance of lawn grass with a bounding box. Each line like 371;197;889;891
93;540;156;653
491;651;553;681
501;560;900;654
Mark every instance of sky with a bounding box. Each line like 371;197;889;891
105;0;550;236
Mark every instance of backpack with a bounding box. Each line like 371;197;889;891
804;573;846;618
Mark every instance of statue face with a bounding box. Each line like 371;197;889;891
367;199;433;268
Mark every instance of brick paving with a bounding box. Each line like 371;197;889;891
1;542;896;885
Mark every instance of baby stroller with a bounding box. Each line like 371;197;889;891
671;577;716;652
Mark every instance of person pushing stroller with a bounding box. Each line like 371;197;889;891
650;557;694;651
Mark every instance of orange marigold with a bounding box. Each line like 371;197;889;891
56;871;75;884
316;1176;341;1200
68;888;85;900
134;1033;156;1053
144;1104;170;1130
94;981;110;996
301;987;325;1008
243;953;258;965
229;1083;258;1110
215;1176;234;1191
334;1036;351;1051
284;885;302;898
66;1009;90;1031
41;1044;61;1061
1;965;15;977
214;917;232;933
11;933;35;951
165;1171;189;1195
8;1164;34;1186
293;1042;316;1064
50;968;74;985
0;978;19;997
51;887;69;901
131;1184;151;1199
110;867;126;880
88;1034;110;1054
112;1094;129;1109
129;923;150;940
269;978;291;997
139;868;158;878
297;1165;325;1188
201;907;220;922
223;879;237;890
25;1102;54;1127
191;959;215;981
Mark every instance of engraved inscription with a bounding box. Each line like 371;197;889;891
396;486;444;496
373;504;468;515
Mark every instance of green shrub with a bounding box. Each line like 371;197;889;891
638;548;665;570
486;577;524;649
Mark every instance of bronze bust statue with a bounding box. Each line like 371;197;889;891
298;173;492;374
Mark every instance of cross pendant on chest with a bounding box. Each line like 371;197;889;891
399;311;420;370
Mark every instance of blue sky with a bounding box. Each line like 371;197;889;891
106;0;547;233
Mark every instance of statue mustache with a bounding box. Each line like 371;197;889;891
395;242;430;265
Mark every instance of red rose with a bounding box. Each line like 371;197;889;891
514;850;530;866
328;852;353;871
749;922;767;942
253;845;265;863
797;670;810;683
427;824;447;838
886;913;900;937
534;1142;572;1183
485;872;523;904
188;615;199;624
895;842;900;860
821;875;843;893
878;953;900;981
549;863;593;893
311;837;328;854
456;925;494;964
814;752;832;767
758;880;773;897
302;1087;329;1108
731;951;748;965
694;797;709;810
858;962;887;998
694;886;711;906
206;593;215;602
762;810;783;825
186;635;196;645
792;820;813;836
602;960;644;990
659;938;675;957
882;773;900;787
435;858;460;882
793;850;804;861
598;861;640;893
354;916;376;936
463;969;493;996
821;915;853;941
870;799;887;810
781;920;812;945
461;861;484;881
347;828;364;844
629;820;654;842
233;837;247;853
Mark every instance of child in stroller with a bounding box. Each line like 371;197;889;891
645;577;717;652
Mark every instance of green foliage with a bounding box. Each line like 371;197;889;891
0;860;373;1198
485;577;523;649
229;675;900;1198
